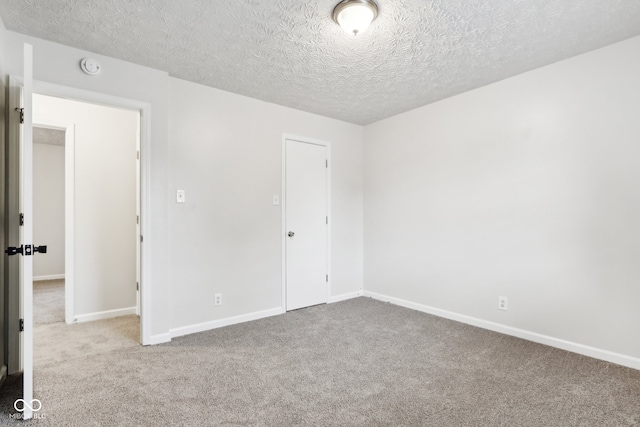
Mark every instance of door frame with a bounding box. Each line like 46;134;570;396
281;134;332;311
31;120;75;325
12;78;152;345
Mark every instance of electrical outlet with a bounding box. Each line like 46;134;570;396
214;293;222;306
498;296;508;311
176;190;186;203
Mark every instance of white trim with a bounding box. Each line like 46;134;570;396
170;307;285;339
139;104;152;345
21;44;35;421
280;140;287;311
33;274;65;281
281;138;286;311
31;80;153;345
328;290;363;304
135;121;141;317
364;290;640;371
326;143;332;305
148;333;171;345
74;306;137;323
281;134;332;312
64;124;75;325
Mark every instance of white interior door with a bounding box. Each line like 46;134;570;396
6;44;35;419
21;43;35;421
285;139;328;311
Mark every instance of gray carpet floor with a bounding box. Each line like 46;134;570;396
1;297;639;426
33;280;65;325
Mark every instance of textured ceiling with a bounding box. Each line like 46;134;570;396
1;1;640;125
33;127;65;146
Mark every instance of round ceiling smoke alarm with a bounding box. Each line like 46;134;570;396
80;58;101;75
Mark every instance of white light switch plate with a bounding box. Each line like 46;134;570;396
176;190;186;203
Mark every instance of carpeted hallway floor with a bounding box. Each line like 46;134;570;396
33;279;65;325
1;297;639;426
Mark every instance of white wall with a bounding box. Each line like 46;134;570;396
3;31;363;341
364;36;640;362
33;140;65;278
3;31;171;339
14;24;640;365
33;94;138;317
168;78;363;331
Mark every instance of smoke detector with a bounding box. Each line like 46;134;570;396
80;58;101;76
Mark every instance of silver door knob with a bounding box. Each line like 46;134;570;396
288;231;295;237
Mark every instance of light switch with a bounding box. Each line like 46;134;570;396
273;195;280;206
176;190;186;203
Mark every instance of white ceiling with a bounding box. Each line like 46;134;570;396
1;0;640;125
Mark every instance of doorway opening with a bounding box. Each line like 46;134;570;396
5;49;150;419
31;94;141;343
32;125;67;326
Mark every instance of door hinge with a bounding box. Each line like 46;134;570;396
140;235;143;243
19;213;24;226
136;282;139;291
326;216;328;225
326;159;328;168
137;150;140;160
137;215;140;224
326;274;328;282
15;108;24;124
19;319;24;332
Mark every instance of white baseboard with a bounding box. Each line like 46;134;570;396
146;333;171;345
74;306;137;323
364;290;640;371
328;290;363;304
33;274;65;281
170;307;285;339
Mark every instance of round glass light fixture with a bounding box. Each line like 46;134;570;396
332;0;378;36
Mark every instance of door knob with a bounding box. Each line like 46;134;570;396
4;244;47;256
288;231;295;237
5;245;23;256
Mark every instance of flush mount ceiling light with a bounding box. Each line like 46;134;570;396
332;0;379;36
